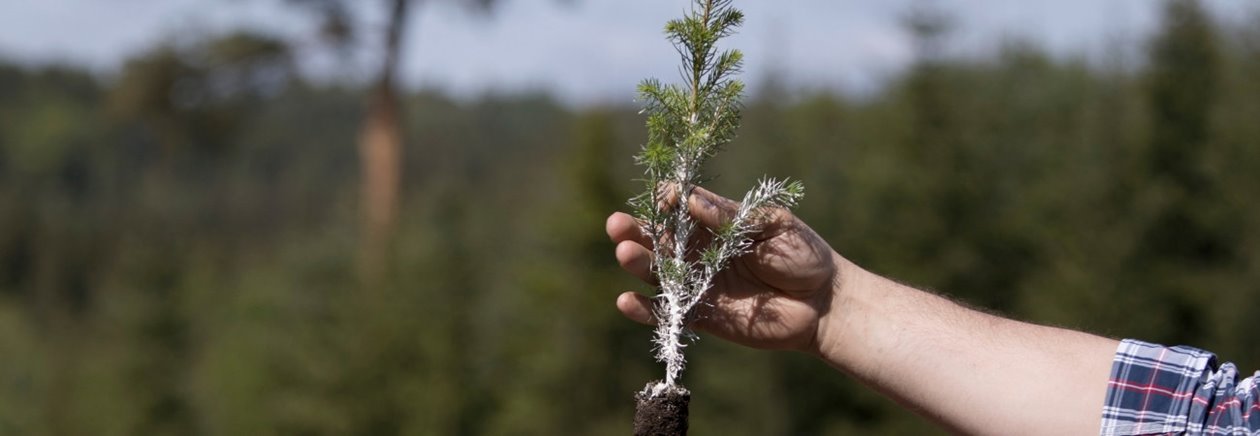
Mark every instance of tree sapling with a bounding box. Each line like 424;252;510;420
629;1;804;434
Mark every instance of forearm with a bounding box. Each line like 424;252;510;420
815;254;1118;436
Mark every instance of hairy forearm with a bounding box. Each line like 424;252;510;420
815;254;1118;436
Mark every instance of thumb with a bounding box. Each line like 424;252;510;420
686;186;741;231
616;292;655;325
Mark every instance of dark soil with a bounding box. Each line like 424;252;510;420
634;382;690;436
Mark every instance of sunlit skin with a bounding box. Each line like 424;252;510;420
608;186;1119;436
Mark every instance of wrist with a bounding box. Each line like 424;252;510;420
811;251;897;380
810;251;862;362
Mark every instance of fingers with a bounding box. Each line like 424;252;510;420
616;292;654;325
608;213;657;326
689;186;793;240
649;183;741;230
606;212;652;248
615;240;654;284
685;186;741;231
608;187;778;242
607;212;657;284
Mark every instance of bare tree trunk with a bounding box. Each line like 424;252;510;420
359;0;410;283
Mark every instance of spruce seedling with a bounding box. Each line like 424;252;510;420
630;1;803;431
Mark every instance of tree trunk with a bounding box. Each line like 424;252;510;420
359;0;410;283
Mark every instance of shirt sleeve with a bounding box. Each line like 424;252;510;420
1100;339;1260;435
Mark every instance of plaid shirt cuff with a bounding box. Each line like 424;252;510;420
1100;339;1260;435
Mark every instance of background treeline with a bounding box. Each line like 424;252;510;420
2;1;1259;434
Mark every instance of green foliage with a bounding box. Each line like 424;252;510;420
1126;0;1233;347
636;0;747;186
633;0;803;388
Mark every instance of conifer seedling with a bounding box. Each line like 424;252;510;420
629;1;803;434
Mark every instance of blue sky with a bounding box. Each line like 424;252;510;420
0;0;1255;105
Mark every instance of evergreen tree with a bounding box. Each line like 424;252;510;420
1131;0;1231;345
1147;0;1220;195
631;0;803;393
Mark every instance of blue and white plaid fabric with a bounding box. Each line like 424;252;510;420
1101;339;1260;435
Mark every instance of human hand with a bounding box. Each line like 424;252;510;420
606;186;839;354
610;187;1123;436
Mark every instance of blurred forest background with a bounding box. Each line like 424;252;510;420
2;0;1260;434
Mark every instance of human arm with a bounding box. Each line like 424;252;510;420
607;186;1118;435
815;257;1117;435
